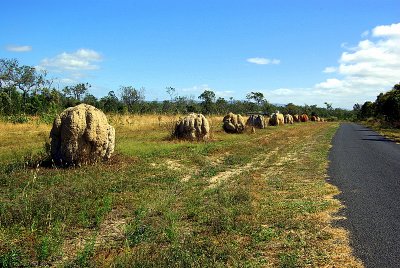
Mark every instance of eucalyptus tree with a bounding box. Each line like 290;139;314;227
120;86;145;113
198;90;216;114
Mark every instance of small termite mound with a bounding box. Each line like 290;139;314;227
173;113;210;141
222;112;246;133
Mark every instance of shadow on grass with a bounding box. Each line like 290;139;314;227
1;151;139;175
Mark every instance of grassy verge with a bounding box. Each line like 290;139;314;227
0;117;362;267
360;118;400;143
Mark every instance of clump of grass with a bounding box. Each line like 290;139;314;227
66;236;96;268
279;252;299;268
125;207;154;246
35;222;64;265
0;248;25;268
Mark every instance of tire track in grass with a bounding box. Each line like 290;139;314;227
207;125;313;188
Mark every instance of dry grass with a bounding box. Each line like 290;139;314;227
361;119;400;143
108;114;223;131
0;116;363;267
0;122;51;163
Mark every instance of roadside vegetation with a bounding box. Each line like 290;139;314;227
357;119;400;143
0;116;362;267
353;83;400;142
1;58;353;123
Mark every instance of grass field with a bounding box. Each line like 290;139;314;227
0;115;362;267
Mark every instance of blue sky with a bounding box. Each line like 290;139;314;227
1;0;400;108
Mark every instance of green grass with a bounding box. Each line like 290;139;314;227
0;119;362;267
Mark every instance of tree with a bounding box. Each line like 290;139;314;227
324;102;333;111
198;90;215;103
166;86;176;101
309;105;319;117
0;59;47;111
100;91;121;113
0;59;19;115
374;85;400;122
246;92;265;106
360;101;375;119
302;104;311;114
175;96;190;114
353;103;361;112
198;90;216;114
215;97;229;114
0;91;12;115
63;83;90;101
15;66;47;107
83;94;98;106
120;86;145;113
353;103;361;119
0;59;16;86
285;103;300;115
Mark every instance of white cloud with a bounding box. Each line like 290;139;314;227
39;48;103;87
58;78;76;85
323;66;337;73
6;45;32;52
247;57;280;65
315;78;346;89
361;30;369;38
270;88;295;96
340;42;349;49
271;59;281;64
313;22;400;108
181;84;212;94
178;85;233;99
251;23;400;109
215;90;234;98
372;23;400;38
40;48;102;71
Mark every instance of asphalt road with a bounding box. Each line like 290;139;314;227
328;123;400;267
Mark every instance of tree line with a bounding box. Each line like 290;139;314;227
0;58;352;122
353;83;400;126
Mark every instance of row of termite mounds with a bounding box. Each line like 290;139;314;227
48;104;324;166
242;112;321;128
172;111;324;142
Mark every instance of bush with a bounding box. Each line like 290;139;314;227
6;114;30;124
325;116;338;122
39;112;58;124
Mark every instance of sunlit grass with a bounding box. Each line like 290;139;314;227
0;116;362;267
0;122;50;163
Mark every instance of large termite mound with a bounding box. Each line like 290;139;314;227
50;104;115;165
